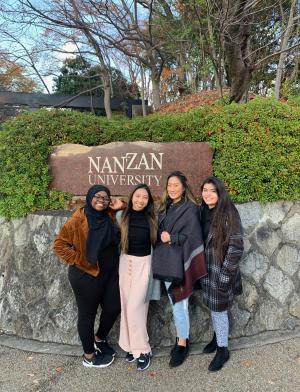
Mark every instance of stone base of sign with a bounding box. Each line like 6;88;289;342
0;200;299;347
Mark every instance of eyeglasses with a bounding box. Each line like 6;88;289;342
93;195;111;203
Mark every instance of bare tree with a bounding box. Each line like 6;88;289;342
16;0;113;118
4;0;299;109
274;0;298;99
221;0;254;102
81;0;166;108
0;29;51;93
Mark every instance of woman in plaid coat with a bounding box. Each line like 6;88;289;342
199;176;244;372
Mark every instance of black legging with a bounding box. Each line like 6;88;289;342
68;246;121;354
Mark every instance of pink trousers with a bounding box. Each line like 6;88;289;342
118;253;151;359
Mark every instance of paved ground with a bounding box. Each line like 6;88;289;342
0;334;299;392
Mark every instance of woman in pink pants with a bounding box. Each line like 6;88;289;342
117;184;157;371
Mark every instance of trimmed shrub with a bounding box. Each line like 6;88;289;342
0;109;122;218
205;98;300;202
0;98;299;218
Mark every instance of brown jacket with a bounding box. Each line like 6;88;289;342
54;208;101;277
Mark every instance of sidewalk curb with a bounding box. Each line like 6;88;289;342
1;328;300;358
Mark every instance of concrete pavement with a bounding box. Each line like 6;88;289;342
0;331;299;392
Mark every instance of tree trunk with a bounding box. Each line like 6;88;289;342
140;62;147;117
222;0;253;103
151;71;161;109
102;79;112;120
226;44;252;102
274;0;297;100
82;28;112;119
94;62;111;118
206;6;223;96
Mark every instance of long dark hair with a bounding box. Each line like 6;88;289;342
159;171;196;212
119;184;157;253
200;176;240;261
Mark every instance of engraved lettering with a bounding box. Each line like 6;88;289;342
150;153;164;170
113;156;125;173
137;153;150;170
88;157;101;173
126;153;138;169
102;157;113;172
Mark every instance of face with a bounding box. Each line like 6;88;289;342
167;176;185;203
131;188;149;211
91;191;110;211
202;182;219;209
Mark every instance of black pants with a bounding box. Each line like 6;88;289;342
68;247;121;354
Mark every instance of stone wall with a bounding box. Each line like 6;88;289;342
0;201;299;347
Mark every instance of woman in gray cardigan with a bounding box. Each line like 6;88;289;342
199;176;244;372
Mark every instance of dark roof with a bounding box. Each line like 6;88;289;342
0;91;145;109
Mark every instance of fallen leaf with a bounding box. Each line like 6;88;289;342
243;360;253;368
26;356;34;362
148;371;157;377
127;365;134;372
55;367;62;372
156;90;236;114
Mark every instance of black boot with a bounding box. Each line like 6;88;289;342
170;337;179;356
208;346;230;372
202;333;217;354
169;340;189;368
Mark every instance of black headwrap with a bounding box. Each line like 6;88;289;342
84;185;116;265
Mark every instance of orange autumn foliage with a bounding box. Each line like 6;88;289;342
156;90;225;113
160;66;185;96
0;59;37;92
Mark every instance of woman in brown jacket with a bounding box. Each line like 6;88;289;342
54;185;123;368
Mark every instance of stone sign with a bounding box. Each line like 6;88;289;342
49;141;213;196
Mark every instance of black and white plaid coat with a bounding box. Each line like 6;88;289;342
200;206;244;312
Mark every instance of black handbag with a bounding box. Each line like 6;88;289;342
152;242;184;285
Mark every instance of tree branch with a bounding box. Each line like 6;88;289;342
53;84;103;107
255;42;300;68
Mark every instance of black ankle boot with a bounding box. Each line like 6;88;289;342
169;339;189;368
170;337;179;356
208;346;230;372
202;333;217;354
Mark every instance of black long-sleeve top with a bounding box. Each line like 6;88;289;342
200;204;215;245
128;209;151;256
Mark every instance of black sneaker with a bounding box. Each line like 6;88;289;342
169;342;189;368
94;340;116;356
82;351;114;368
125;352;136;362
137;352;152;371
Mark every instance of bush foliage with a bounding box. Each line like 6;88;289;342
0;98;299;218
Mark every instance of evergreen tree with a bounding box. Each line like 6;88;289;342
53;56;136;98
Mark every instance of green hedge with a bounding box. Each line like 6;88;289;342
0;98;299;218
205;99;300;202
